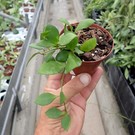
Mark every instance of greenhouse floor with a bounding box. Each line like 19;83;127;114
12;0;129;135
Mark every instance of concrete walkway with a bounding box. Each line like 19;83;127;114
13;0;129;135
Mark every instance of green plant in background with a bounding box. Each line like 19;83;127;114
0;0;23;17
83;0;114;18
0;0;24;37
96;0;135;80
0;17;10;37
83;0;91;7
0;70;5;90
29;0;38;5
83;0;135;81
29;18;97;130
0;38;22;79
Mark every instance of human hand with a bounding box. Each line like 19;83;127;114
35;67;103;135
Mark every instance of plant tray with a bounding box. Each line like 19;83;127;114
103;59;135;135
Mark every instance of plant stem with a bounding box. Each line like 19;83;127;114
60;70;67;112
42;45;66;55
117;113;135;124
60;71;65;92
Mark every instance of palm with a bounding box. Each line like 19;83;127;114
47;74;87;134
47;74;88;134
35;68;103;135
66;94;86;134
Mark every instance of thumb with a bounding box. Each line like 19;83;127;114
60;73;91;101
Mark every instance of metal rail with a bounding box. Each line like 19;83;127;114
0;0;44;134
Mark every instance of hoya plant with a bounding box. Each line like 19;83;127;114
29;18;97;130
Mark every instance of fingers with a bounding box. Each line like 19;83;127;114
45;67;103;103
60;73;91;101
80;67;103;100
45;73;72;90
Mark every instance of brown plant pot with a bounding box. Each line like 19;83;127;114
6;54;11;61
4;65;14;76
0;60;4;65
16;41;23;47
60;23;114;75
24;8;29;12
23;3;29;7
0;47;5;51
31;8;35;12
74;24;113;75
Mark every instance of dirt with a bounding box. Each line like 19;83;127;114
76;26;113;61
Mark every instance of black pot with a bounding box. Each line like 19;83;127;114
91;9;101;20
129;67;135;95
103;57;135;135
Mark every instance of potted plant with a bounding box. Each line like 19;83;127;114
29;18;114;130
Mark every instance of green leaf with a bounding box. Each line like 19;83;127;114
60;91;66;105
125;45;135;50
59;32;77;46
112;0;120;9
12;29;19;34
27;52;41;66
46;107;64;119
44;51;55;62
124;68;129;80
120;28;130;37
61;113;71;131
30;40;55;50
56;50;69;62
74;46;84;54
66;37;78;51
59;18;70;25
35;93;57;106
65;53;82;73
30;43;44;50
59;18;73;32
38;60;65;75
75;19;95;32
41;25;59;44
128;3;134;17
105;57;119;65
128;26;135;30
80;38;97;52
130;36;135;44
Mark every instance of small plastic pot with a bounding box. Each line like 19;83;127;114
23;3;29;7
74;24;114;75
60;23;114;75
0;60;4;65
0;47;5;51
24;8;29;12
16;41;23;47
73;24;114;75
31;8;35;12
73;58;103;75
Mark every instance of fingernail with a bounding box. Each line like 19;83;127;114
79;73;91;86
